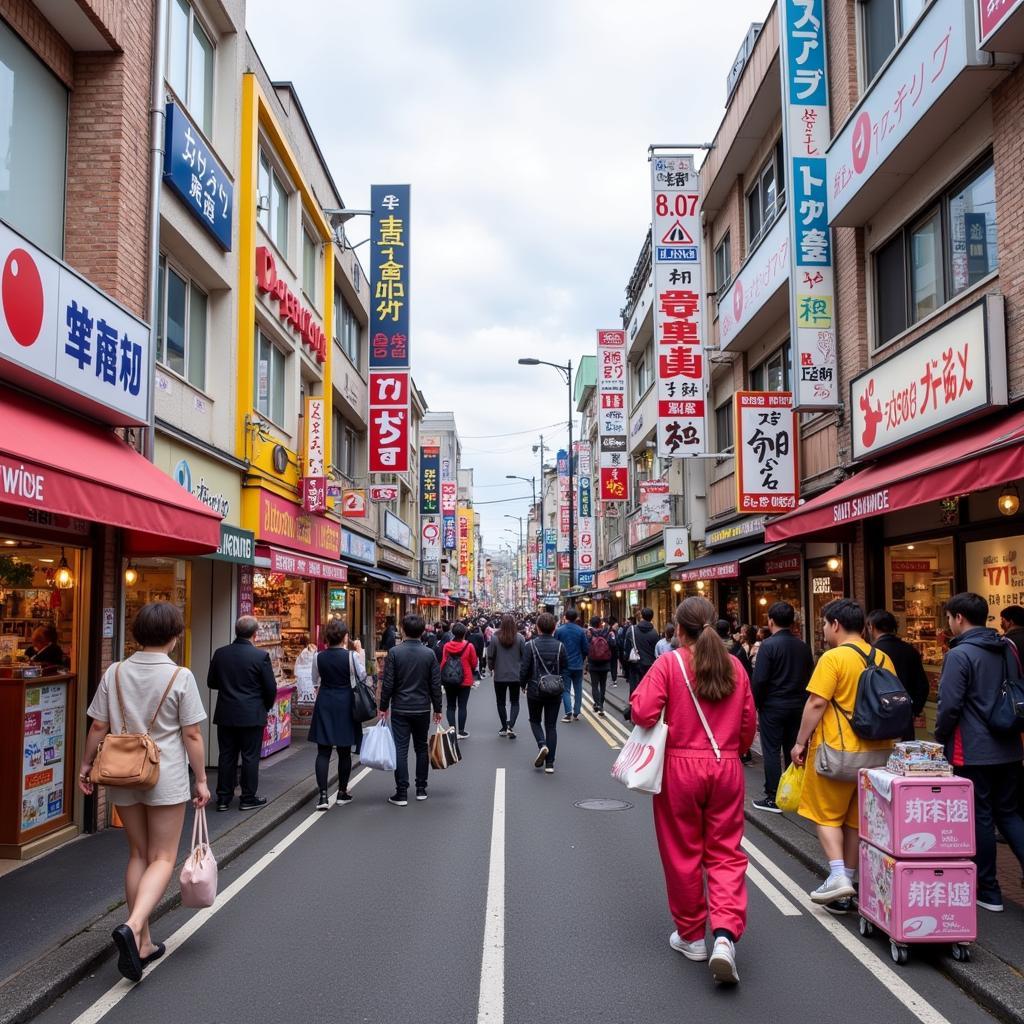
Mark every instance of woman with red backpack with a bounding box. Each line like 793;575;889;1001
440;622;478;739
587;615;614;717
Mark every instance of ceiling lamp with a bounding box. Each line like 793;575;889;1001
827;557;841;572
696;580;705;591
55;548;74;590
673;582;682;593
124;563;139;586
998;484;1020;517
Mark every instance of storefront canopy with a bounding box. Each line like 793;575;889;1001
610;566;671;591
0;388;221;556
670;541;784;582
765;410;1024;544
356;564;424;593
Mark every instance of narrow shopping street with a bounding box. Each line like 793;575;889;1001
29;689;999;1024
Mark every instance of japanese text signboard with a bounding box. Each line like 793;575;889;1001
826;0;974;222
557;449;570;554
650;154;707;454
780;0;839;409
0;218;150;425
639;479;671;524
597;329;629;502
978;0;1024;47
849;297;1006;462
441;480;457;551
735;391;799;514
719;215;789;350
163;101;232;250
419;446;440;514
302;396;325;514
575;441;595;587
369;184;410;369
368;370;410;473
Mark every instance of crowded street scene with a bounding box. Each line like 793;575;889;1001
1;1;1024;1022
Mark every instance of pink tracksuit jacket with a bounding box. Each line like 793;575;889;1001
631;647;757;942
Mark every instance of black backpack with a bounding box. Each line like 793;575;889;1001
987;637;1024;734
441;643;468;687
840;644;914;740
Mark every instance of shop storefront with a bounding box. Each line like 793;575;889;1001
339;527;378;650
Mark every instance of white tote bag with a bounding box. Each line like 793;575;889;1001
360;720;397;771
611;709;668;795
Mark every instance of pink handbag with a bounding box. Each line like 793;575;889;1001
179;807;218;908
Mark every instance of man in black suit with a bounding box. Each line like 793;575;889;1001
208;615;278;811
867;608;930;740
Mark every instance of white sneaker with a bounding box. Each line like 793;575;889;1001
669;931;707;961
810;874;856;904
534;745;549;768
709;937;738;984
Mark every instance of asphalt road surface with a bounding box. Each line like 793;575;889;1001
34;681;999;1024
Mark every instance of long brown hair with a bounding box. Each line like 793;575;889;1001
675;596;735;701
498;614;518;647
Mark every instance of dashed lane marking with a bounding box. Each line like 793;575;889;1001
476;769;505;1024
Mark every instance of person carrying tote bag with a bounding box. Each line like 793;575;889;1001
630;596;756;986
78;602;210;984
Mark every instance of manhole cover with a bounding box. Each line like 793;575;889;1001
574;798;633;811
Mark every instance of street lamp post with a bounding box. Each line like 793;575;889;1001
518;358;574;602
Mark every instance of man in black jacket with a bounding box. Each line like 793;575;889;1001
867;608;931;740
208;616;278;811
936;592;1024;912
750;602;814;813
380;614;443;806
621;609;659;720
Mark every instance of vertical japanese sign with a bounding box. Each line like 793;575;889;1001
556;449;570;558
735;391;799;513
575;441;595;587
441;481;457;551
419;446;439;514
457;506;472;594
368;185;411;473
650;154;707;455
302;395;326;514
780;0;838;408
544;528;556;573
368;371;410;473
597;329;629;502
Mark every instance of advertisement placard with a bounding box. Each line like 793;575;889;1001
735;391;799;514
368;370;410;473
597;329;629;502
369;184;410;368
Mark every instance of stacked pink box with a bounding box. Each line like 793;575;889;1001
857;767;976;964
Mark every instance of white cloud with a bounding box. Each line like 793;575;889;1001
246;0;771;553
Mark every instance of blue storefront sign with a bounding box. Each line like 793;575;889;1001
419;446;439;515
369;184;411;368
544;528;556;570
163;101;232;250
342;528;377;565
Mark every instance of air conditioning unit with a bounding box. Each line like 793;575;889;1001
726;22;763;103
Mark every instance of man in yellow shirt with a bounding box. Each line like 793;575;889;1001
791;599;896;908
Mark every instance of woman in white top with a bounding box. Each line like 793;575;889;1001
79;602;210;983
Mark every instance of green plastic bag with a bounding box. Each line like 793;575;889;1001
775;763;805;813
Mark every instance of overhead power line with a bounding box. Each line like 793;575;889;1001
460;420;566;439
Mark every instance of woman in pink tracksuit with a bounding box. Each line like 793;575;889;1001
631;595;757;985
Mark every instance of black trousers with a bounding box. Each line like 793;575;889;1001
444;685;471;732
494;680;520;730
626;663;644;695
609;657;618;682
527;694;561;765
590;669;609;711
315;745;352;794
757;704;802;800
390;712;431;795
216;724;263;803
956;762;1024;899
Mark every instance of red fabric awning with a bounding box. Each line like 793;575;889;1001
765;410;1024;543
0;387;221;556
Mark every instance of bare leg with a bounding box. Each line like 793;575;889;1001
117;803;155;956
816;823;844;863
843;824;860;871
123;803;186;955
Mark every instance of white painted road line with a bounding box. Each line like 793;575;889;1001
70;766;373;1024
477;768;506;1024
742;836;954;1024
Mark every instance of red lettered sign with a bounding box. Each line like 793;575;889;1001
368;370;410;473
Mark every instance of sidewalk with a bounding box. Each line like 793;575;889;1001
0;742;335;1024
597;674;1024;1024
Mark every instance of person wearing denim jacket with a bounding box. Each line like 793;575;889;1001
554;608;590;722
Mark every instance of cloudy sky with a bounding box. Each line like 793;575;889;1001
247;0;770;550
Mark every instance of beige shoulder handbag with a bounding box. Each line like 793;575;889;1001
90;663;181;789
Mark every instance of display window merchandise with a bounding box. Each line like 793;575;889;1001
123;559;190;664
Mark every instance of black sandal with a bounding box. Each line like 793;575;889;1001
140;943;166;966
111;924;143;982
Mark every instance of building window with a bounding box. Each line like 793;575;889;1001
714;233;732;298
334;289;360;367
633;341;653;400
861;0;927;86
302;227;318;304
332;410;357;479
0;19;68;255
874;159;998;346
715;399;734;453
746;139;785;249
255;326;286;425
156;256;207;390
749;345;791;392
167;0;214;136
257;149;290;256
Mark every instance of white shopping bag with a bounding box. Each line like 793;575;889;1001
360;720;397;771
610;711;667;795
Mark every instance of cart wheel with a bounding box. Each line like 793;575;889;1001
858;917;873;937
890;941;909;965
952;944;972;963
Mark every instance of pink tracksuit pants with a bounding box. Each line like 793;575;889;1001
652;753;748;942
